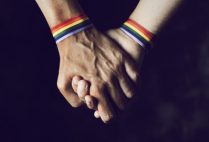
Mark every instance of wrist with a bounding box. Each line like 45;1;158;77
129;13;158;34
106;29;145;63
47;10;83;28
36;0;84;27
51;15;93;44
120;18;154;50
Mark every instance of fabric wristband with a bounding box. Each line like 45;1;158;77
51;14;93;44
120;19;154;50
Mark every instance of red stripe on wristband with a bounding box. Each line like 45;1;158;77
126;19;153;39
51;14;87;33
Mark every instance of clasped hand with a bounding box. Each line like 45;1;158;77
57;26;145;123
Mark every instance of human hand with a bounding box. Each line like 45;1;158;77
57;26;142;123
71;28;145;121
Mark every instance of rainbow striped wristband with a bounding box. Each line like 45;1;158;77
51;15;93;44
120;19;153;49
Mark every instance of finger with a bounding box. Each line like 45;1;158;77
118;66;135;99
124;60;140;83
85;95;97;110
57;74;83;108
90;82;115;123
72;76;82;93
77;80;89;101
94;111;100;119
107;77;128;110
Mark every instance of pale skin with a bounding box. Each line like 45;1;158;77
35;0;182;123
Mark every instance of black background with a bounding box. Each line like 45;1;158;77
0;0;209;142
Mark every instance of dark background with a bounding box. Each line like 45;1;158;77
0;0;209;142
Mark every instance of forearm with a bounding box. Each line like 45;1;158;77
130;0;182;34
35;0;84;27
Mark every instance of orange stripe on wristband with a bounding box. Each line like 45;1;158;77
121;19;154;49
126;19;153;39
51;14;92;44
51;14;86;33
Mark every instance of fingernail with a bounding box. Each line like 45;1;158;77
77;81;88;97
73;76;82;85
94;111;100;118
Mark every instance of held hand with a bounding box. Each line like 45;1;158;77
70;28;146;121
106;29;145;65
57;26;140;123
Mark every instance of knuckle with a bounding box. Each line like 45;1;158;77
103;114;114;123
70;101;82;108
57;80;67;92
126;88;134;99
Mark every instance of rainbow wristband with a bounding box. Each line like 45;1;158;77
51;14;93;44
120;19;153;49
